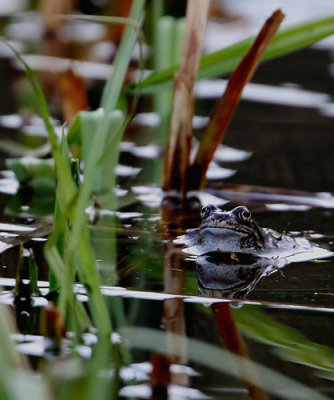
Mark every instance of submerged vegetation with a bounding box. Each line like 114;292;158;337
0;1;333;399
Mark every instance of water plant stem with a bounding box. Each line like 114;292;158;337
162;0;210;193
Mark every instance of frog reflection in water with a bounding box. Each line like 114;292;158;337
177;204;332;262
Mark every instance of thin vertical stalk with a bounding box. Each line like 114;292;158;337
162;0;210;193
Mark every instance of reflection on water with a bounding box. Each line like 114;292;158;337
196;252;283;299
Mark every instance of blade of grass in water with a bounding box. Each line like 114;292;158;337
0;301;27;369
2;42;76;210
79;109;125;199
63;0;145;338
64;11;145;116
122;327;332;400
5;44;113;336
133;14;334;94
66;0;145;256
10;2;144;341
65;14;142;31
101;0;145;112
0;299;52;398
234;306;334;377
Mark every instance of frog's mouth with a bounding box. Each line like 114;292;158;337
200;222;252;235
200;223;265;250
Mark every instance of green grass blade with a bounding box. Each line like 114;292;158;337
65;0;142;275
133;14;334;94
75;225;112;336
66;14;142;31
122;327;332;400
0;301;27;369
3;41;76;209
234;306;334;375
79;109;124;200
101;0;145;112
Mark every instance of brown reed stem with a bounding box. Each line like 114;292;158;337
162;0;210;193
187;9;285;190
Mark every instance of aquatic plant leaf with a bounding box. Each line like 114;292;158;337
0;300;52;400
0;140;50;157
65;14;142;31
66;112;81;153
100;0;145;112
63;3;146;338
2;41;76;210
0;301;27;369
133;14;334;94
79;109;125;200
5;370;51;400
6;157;55;184
234;306;334;376
153;16;185;128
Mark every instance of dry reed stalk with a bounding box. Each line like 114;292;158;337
188;9;285;190
162;0;210;193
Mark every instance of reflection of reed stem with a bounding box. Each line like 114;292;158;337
162;246;188;371
212;303;268;399
159;200;199;387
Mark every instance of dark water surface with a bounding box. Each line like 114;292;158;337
0;5;333;400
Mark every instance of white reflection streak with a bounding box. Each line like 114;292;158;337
195;80;331;108
1;280;334;313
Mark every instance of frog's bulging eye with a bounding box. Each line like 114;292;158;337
234;206;252;222
200;204;216;219
240;209;251;221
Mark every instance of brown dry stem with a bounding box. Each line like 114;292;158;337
162;0;210;193
59;69;88;122
188;9;285;190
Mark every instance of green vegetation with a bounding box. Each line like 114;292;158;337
135;14;334;94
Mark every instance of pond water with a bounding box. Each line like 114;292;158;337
0;3;334;400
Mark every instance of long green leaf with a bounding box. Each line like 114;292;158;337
234;306;334;376
3;41;76;209
101;0;145;111
122;327;331;400
133;14;334;94
67;0;145;259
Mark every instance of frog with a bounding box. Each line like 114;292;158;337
175;204;332;263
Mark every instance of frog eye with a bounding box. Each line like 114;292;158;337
200;204;216;219
234;206;252;222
